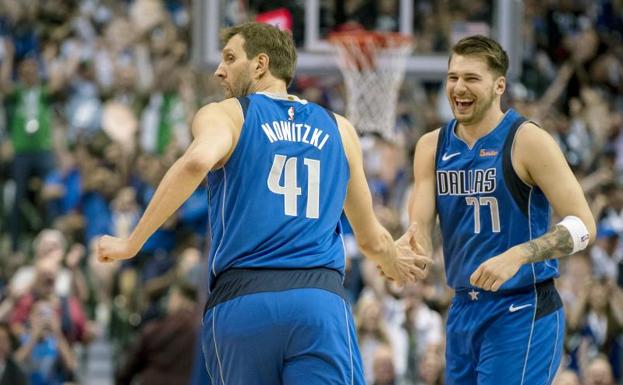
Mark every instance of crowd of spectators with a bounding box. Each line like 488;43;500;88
0;0;621;384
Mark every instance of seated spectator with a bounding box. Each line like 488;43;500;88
0;323;28;385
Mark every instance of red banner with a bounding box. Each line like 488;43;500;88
255;8;293;31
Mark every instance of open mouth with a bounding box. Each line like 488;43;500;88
455;98;474;110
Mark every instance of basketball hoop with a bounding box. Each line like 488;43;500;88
329;31;412;137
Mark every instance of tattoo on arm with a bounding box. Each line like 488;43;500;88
521;225;574;263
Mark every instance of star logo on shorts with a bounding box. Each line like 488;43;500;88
468;289;479;301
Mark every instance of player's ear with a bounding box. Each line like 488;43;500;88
495;76;506;96
255;53;270;78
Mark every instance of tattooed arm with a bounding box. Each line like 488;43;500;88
470;122;595;291
520;225;574;263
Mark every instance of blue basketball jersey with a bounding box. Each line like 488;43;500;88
435;109;559;290
206;92;350;288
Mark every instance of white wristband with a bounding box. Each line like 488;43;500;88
557;216;590;254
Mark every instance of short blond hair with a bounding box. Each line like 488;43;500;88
222;22;297;86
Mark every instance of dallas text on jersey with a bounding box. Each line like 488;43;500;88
437;168;497;196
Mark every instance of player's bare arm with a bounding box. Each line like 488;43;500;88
97;99;243;262
471;122;596;291
409;129;440;258
336;114;431;284
520;226;574;261
516;123;596;260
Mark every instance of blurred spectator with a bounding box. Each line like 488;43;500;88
140;70;190;156
9;229;88;303
403;283;443;383
64;60;102;143
115;283;198;385
40;150;82;225
553;369;581;385
0;322;28;385
357;294;392;384
583;355;616;385
9;253;89;345
371;344;397;385
567;278;623;379
590;225;622;283
2;56;58;252
14;299;77;385
415;347;443;385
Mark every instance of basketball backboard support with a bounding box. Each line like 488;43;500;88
193;0;523;80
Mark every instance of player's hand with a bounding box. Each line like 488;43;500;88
97;235;138;263
379;224;432;285
470;247;523;291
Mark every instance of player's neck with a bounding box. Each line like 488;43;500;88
456;108;505;146
250;77;288;96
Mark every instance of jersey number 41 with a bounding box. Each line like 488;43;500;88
268;154;320;219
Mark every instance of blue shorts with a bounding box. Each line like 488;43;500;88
202;288;365;385
446;280;565;385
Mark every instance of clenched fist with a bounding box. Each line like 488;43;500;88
97;235;138;263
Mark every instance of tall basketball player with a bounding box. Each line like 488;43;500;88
97;22;430;385
409;35;596;385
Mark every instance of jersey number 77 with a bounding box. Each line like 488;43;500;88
465;196;501;233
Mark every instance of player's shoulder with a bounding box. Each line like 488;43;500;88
330;111;349;126
419;128;441;145
196;98;243;117
192;98;244;136
330;112;358;139
415;128;441;155
514;120;557;150
193;98;245;130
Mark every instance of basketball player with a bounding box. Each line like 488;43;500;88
409;35;596;385
97;22;430;385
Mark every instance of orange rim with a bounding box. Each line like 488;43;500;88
328;31;412;46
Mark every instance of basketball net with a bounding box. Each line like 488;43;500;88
329;31;412;137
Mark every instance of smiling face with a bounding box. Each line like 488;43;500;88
446;54;505;126
214;34;255;98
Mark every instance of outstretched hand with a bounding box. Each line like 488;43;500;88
378;223;432;285
97;235;138;263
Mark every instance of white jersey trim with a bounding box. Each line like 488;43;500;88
256;91;308;104
342;299;354;385
211;168;228;276
546;310;561;383
520;189;538;385
212;307;227;385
